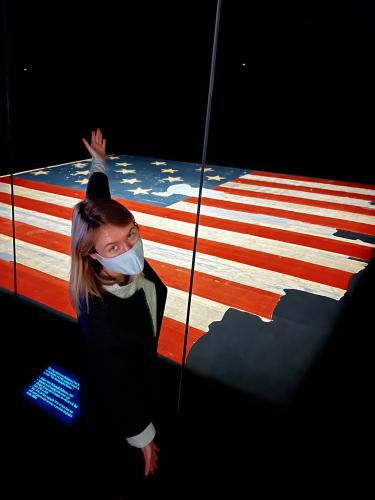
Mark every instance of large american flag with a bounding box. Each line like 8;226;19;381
1;155;375;366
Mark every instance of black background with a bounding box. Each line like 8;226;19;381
3;1;375;495
2;0;375;182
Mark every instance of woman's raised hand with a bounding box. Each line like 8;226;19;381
82;128;106;160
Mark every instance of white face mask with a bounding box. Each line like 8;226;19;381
95;237;144;275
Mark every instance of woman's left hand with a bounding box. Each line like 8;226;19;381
82;128;106;160
141;440;160;476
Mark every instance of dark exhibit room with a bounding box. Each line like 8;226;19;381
2;0;375;497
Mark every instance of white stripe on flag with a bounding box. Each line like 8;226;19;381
169;200;375;246
0;203;72;235
4;181;375;223
1;200;370;274
241;174;375;196
221;181;375;208
0;183;80;207
142;239;347;301
0;234;266;328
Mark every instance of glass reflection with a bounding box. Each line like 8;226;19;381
184;0;375;409
0;173;16;294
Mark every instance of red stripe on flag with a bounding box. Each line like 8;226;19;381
250;171;375;190
214;185;375;216
145;257;282;320
0;217;70;254
0;213;281;319
235;177;375;201
3;178;374;257
2;176;86;199
0;192;73;220
1;186;373;267
0;260;201;363
141;226;352;289
0;261;76;317
183;196;375;236
157;316;205;364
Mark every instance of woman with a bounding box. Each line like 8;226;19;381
70;129;168;497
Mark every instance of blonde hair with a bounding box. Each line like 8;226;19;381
69;198;137;314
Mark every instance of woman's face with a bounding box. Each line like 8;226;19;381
90;221;139;260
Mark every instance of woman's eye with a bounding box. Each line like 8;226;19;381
110;245;118;252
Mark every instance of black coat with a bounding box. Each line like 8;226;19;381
78;259;168;449
78;171;168;449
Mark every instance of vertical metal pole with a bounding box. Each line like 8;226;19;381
177;0;222;414
2;0;18;296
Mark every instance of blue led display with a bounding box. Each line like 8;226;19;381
23;364;80;426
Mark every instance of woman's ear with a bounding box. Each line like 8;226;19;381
89;252;99;261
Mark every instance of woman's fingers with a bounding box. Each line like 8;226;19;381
95;128;101;145
82;137;93;155
142;447;151;476
82;129;106;159
151;448;159;475
91;128;104;146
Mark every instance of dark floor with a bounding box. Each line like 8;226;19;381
4;260;374;498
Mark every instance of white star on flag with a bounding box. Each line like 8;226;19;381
72;170;90;176
207;175;226;181
120;178;142;185
32;171;49;176
162;176;183;182
128;187;152;195
115;169;137;174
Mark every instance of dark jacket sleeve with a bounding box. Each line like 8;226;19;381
86;171;111;200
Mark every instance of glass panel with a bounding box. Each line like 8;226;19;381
4;3;213;493
0;171;16;294
183;1;375;411
0;1;16;296
5;1;214;392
